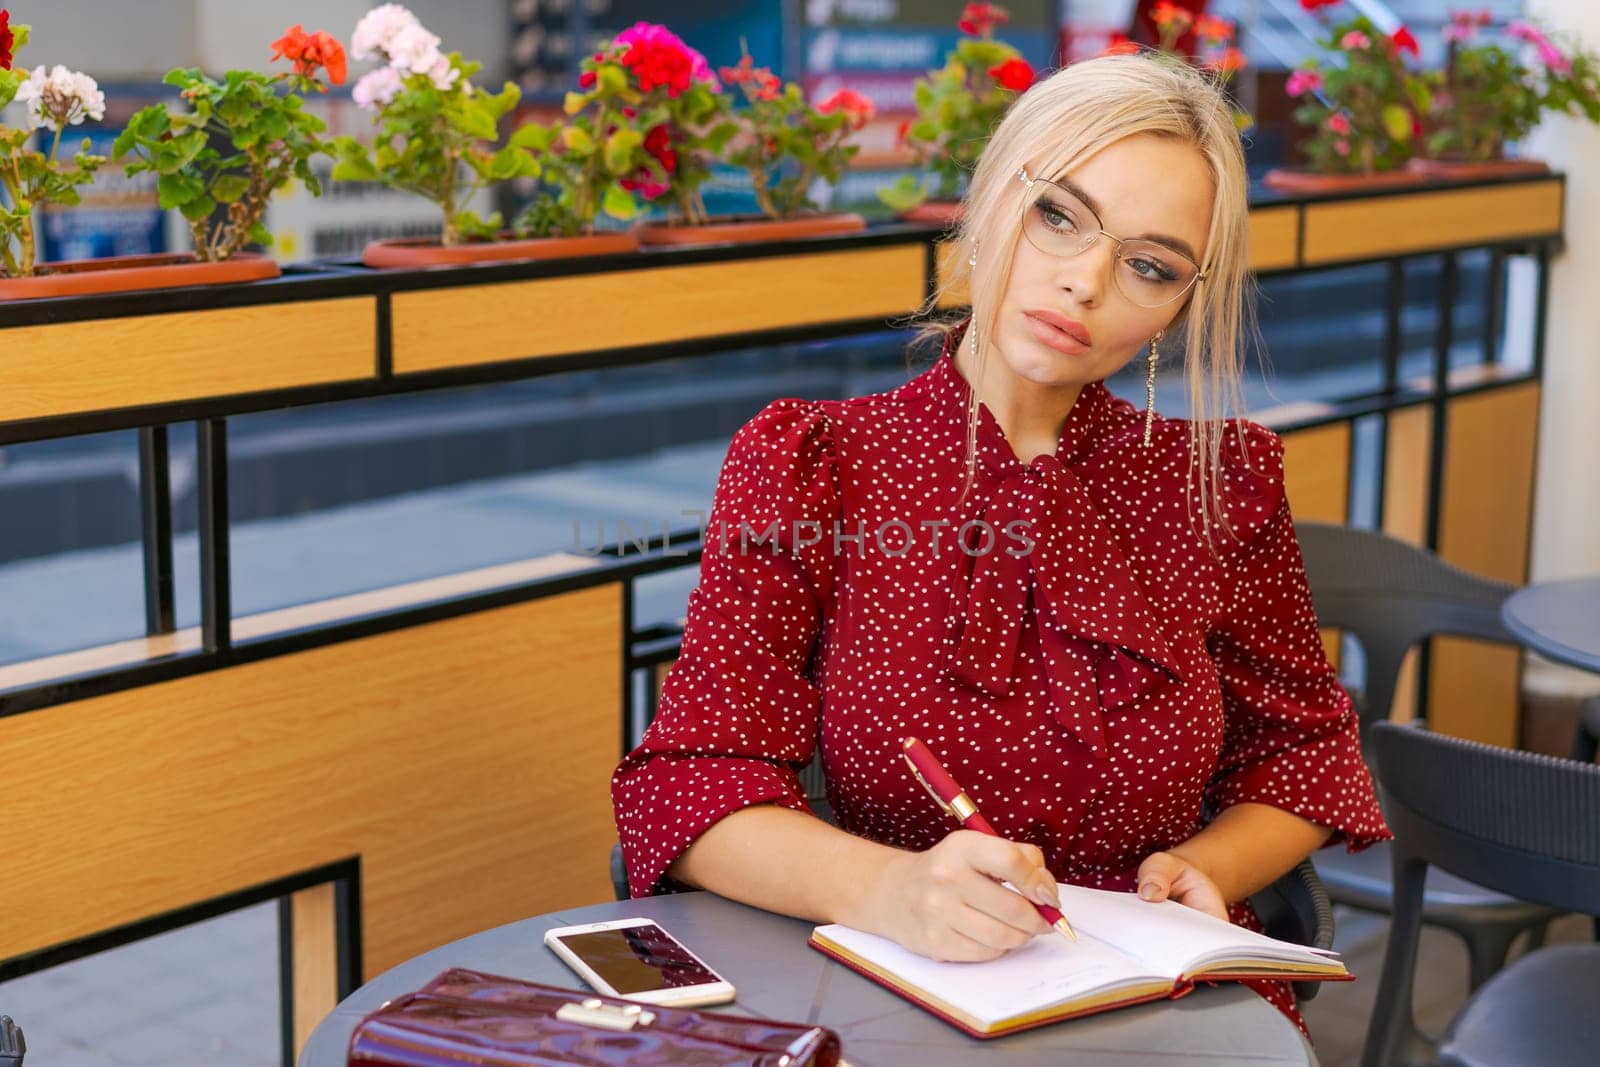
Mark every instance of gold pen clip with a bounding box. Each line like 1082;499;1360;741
902;751;955;817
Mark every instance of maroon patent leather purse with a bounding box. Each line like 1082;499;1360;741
346;967;844;1067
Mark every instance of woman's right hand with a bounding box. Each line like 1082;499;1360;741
859;830;1061;962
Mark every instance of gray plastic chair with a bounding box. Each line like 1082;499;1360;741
610;751;1336;998
1296;522;1560;991
1361;721;1600;1067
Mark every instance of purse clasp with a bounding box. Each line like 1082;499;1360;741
555;998;657;1032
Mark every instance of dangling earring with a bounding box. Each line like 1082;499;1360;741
1142;330;1163;448
968;241;978;268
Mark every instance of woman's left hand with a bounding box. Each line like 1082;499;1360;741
1135;851;1228;921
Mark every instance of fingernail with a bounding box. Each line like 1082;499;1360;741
1035;878;1061;908
1138;882;1161;901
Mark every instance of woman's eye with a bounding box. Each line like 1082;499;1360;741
1036;201;1077;231
1126;256;1180;283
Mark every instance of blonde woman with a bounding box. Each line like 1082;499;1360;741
613;54;1389;1028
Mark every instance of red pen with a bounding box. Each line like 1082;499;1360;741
901;737;1077;942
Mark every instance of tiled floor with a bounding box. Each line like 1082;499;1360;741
0;896;1589;1065
0;904;279;1067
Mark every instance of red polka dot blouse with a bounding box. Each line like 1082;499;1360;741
613;328;1390;949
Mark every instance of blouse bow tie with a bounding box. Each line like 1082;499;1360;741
942;453;1187;760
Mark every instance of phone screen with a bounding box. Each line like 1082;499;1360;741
553;923;723;994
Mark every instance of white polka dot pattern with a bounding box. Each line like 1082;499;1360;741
611;328;1391;947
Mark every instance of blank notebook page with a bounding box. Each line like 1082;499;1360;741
1052;884;1341;975
813;924;1169;1027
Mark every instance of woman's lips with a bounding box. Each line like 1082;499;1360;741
1023;310;1092;354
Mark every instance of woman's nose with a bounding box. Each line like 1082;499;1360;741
1051;236;1116;306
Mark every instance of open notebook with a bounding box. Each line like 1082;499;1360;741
809;883;1349;1038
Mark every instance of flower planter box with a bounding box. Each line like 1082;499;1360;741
1406;157;1551;181
0;253;280;302
898;200;965;227
361;233;639;269
632;213;866;248
1262;168;1428;195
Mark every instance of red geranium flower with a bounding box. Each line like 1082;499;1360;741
1207;46;1247;73
958;2;1009;38
0;10;13;72
1299;0;1343;11
1196;16;1235;43
1151;1;1194;33
818;88;876;129
988;57;1035;91
895;117;911;148
1101;32;1141;57
620;123;677;199
271;24;347;87
1390;26;1419;56
720;55;781;101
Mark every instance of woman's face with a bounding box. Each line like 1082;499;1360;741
976;133;1215;394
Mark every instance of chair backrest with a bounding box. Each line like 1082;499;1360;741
1372;720;1600;914
1296;522;1516;736
1362;722;1600;1067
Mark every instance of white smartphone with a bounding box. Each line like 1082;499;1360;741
543;916;737;1007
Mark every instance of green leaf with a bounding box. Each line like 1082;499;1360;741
597;64;627;95
486;146;523;180
562;125;594;154
508;123;556;151
248;223;275;249
482;81;523;120
1382;104;1412;142
331;156;380;182
458;100;499;140
603;128;642;174
157;172;204;209
601;183;638;220
179;194;218;222
211;174;251;203
876;174;929;212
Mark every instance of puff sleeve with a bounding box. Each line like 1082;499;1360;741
1202;425;1391;852
611;399;842;896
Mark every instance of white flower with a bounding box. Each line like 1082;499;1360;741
351;3;422;62
15;65;106;132
426;53;460;91
352;66;405;110
386;22;444;75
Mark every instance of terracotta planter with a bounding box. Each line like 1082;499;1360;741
1261;167;1428;195
1406;156;1551;181
632;212;866;247
898;200;965;227
362;231;639;268
0;252;280;302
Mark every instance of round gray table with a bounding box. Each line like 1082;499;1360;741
1502;577;1600;673
299;892;1318;1066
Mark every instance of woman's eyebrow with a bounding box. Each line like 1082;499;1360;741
1059;177;1200;263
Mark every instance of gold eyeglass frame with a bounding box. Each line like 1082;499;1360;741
1015;167;1207;309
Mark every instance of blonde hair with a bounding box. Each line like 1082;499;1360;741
923;53;1255;538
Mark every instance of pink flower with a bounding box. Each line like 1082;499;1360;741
1537;41;1572;74
1340;30;1371;50
1444;10;1491;44
1510;22;1574;72
1325;112;1351;134
1286;69;1323;96
1333;138;1351;156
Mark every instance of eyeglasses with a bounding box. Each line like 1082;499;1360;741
1016;167;1205;309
